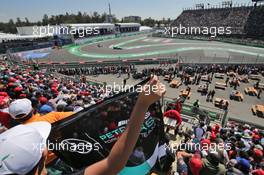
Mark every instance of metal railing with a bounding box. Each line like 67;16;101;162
162;97;225;126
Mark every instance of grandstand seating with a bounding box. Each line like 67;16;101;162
245;6;264;39
172;6;264;37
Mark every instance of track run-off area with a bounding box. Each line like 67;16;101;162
65;34;264;62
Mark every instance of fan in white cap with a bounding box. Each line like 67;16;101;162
8;98;33;119
0;122;51;175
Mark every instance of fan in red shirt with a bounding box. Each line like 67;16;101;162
163;109;182;135
167;98;183;113
0;95;12;129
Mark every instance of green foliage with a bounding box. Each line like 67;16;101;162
0;11;171;34
0;12;120;34
140;17;172;27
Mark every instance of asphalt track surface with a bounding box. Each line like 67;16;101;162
42;34;264;63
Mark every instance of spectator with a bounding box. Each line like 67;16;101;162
163;109;182;135
194;122;206;141
199;152;226;175
257;89;262;99
0;75;166;175
8;98;74;124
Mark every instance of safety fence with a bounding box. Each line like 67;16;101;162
51;71;104;87
152;33;264;48
70;31;152;46
162;97;225;126
38;57;179;69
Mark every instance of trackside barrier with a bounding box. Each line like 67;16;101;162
152;34;264;48
163;97;225;126
52;72;104;86
37;58;179;69
38;58;264;71
228;119;264;130
73;31;152;45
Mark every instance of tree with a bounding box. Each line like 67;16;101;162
3;19;17;33
142;17;156;27
25;17;30;26
100;13;107;23
0;11;166;34
112;15;119;23
91;12;100;23
83;12;91;23
42;14;49;25
76;11;83;23
16;17;22;26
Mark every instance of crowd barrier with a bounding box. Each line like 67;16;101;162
162;97;225;126
36;56;264;69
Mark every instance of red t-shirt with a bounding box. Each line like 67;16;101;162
0;111;11;128
163;110;182;125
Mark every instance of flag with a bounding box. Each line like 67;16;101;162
48;78;166;174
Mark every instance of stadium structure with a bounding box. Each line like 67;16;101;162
1;1;264;175
0;3;263;66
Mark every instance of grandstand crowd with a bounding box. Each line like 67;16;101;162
57;64;136;76
57;63;264;82
171;120;264;175
0;62;116;129
171;5;264;40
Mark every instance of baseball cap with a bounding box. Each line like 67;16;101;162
14;86;23;92
0;122;51;175
254;148;263;158
38;97;48;105
253;133;261;140
255;144;263;151
19;94;27;98
236;157;250;171
9;98;32;119
39;104;53;114
242;132;252;139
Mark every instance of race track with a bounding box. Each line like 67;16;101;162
42;34;264;63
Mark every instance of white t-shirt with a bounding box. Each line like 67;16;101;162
195;127;205;141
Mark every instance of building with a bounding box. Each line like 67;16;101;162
16;23;116;40
123;16;142;23
115;23;141;33
16;23;143;37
